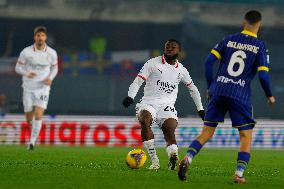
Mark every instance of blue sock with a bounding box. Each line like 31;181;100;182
236;152;250;176
186;140;203;158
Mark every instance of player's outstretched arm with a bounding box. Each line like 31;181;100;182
187;83;205;120
258;70;275;105
182;67;205;120
205;53;219;90
122;76;145;108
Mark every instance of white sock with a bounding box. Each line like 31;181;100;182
166;144;178;158
143;139;159;163
185;155;193;164
235;170;244;177
30;120;42;145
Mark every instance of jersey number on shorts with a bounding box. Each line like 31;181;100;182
227;50;246;77
164;106;175;112
40;95;48;102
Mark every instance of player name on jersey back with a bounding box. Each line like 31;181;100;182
227;41;259;54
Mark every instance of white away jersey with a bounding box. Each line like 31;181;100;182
17;44;58;91
138;55;193;105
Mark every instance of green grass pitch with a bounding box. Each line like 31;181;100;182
0;146;283;189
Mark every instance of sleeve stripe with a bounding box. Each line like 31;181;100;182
258;66;269;72
137;74;146;81
17;60;25;65
211;49;221;60
186;81;193;86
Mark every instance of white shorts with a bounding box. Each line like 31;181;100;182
135;102;178;128
23;89;50;112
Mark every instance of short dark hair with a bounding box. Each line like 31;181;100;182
244;10;262;25
34;26;47;35
166;38;181;50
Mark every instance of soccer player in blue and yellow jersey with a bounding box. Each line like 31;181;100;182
178;10;276;183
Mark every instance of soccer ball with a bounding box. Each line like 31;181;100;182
126;149;147;169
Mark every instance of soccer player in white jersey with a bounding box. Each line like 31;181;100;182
122;39;205;170
15;26;58;150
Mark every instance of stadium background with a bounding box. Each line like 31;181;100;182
0;0;283;148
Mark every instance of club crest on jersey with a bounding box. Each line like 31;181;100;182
157;80;176;94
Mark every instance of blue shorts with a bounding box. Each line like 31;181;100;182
204;96;255;131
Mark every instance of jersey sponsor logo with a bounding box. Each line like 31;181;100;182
157;68;163;74
227;41;259;54
156;80;177;94
27;63;49;71
217;75;246;87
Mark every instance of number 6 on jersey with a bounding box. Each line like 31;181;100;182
227;50;246;77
